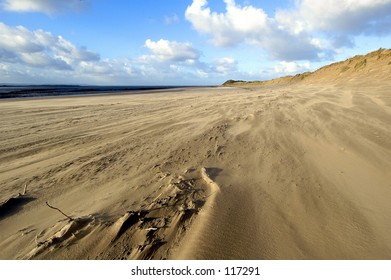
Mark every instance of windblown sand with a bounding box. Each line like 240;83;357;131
1;52;391;260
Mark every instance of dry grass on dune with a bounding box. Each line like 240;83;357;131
224;48;391;87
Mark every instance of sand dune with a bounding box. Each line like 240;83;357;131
224;48;391;87
0;49;391;259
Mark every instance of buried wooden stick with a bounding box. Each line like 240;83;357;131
21;184;27;196
45;201;74;221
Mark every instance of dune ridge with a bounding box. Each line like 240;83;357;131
224;48;391;87
0;49;390;259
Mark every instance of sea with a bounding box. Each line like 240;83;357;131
0;85;195;99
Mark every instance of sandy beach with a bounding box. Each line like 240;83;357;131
1;49;391;259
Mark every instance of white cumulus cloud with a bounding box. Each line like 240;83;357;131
276;0;391;48
186;0;391;61
213;57;237;74
0;22;243;85
185;0;322;61
296;0;391;33
274;61;311;75
185;0;268;47
1;0;89;14
0;22;99;70
145;39;200;62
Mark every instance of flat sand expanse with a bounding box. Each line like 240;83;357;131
1;83;391;259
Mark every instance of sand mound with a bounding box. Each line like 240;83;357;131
0;185;34;220
224;48;391;87
99;168;209;260
27;215;97;259
18;167;219;260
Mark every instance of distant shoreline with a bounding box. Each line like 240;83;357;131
0;85;212;100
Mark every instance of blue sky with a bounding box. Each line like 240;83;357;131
0;0;390;85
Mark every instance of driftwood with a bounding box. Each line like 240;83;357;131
45;201;74;221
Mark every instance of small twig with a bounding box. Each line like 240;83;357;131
22;184;27;195
45;201;74;221
17;184;28;196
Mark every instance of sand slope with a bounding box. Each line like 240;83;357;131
225;48;391;87
0;49;391;259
